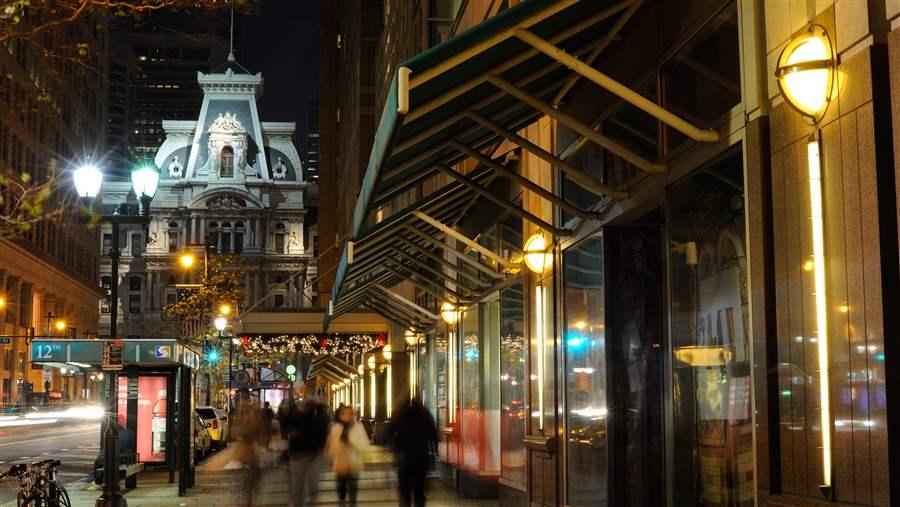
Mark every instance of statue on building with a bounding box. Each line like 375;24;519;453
272;157;288;180
289;231;301;250
167;155;184;178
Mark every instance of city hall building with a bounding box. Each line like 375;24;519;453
318;0;900;506
99;55;317;341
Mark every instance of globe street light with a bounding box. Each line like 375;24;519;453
73;163;103;201
131;165;160;216
75;160;159;507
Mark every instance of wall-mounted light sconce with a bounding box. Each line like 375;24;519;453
775;25;835;122
523;232;553;274
441;302;459;325
775;24;836;497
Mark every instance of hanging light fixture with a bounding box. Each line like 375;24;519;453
775;25;835;121
523;232;553;273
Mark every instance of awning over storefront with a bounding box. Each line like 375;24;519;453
327;0;720;330
306;355;358;385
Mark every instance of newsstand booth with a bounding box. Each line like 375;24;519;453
30;339;200;491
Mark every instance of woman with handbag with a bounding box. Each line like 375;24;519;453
325;405;370;506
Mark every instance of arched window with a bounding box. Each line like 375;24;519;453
220;146;234;178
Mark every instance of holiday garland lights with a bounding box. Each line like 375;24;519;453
240;334;385;357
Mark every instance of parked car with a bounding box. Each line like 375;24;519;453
195;406;227;448
193;413;212;461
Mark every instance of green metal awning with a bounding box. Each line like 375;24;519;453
307;355;358;384
327;0;721;330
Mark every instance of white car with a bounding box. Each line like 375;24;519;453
193;412;212;461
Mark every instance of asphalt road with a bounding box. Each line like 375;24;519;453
0;421;100;504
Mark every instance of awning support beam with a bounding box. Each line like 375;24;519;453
405;0;637;123
409;0;580;88
381;262;466;302
413;210;513;268
449;139;606;218
465;113;630;199
552;0;641;105
374;283;441;321
401;225;505;279
394;236;495;287
434;164;570;237
368;292;429;322
487;75;667;174
391;246;487;289
513;28;720;143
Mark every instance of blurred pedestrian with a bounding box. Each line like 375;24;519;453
286;399;330;506
260;401;275;449
233;397;264;506
325;405;370;507
389;397;437;507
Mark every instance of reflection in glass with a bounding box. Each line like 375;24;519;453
564;236;607;506
500;283;526;486
668;149;753;506
460;307;481;470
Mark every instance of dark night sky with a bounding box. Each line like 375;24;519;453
237;0;320;143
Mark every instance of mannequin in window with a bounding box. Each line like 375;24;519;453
220;146;235;178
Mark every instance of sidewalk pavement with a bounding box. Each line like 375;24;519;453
17;441;496;506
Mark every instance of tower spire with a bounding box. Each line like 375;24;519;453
228;1;235;62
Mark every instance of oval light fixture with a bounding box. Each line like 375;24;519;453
775;25;835;122
440;302;458;325
523;232;553;274
382;344;392;361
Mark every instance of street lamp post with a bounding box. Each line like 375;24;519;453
74;160;159;507
213;316;231;413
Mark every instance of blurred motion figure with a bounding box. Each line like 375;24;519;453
326;405;370;507
389;397;438;507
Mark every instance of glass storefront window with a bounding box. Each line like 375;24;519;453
434;327;449;461
460;306;481;470
563;235;607;506
668;148;753;506
500;282;526;486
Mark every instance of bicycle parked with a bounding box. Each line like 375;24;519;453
0;459;71;507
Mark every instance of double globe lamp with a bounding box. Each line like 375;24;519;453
71;159;159;507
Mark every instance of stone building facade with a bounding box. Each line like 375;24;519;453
99;57;316;340
0;17;108;404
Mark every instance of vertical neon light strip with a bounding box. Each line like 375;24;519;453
535;284;545;431
449;330;456;423
387;365;392;418
808;136;831;487
359;377;364;416
369;371;376;419
410;348;417;400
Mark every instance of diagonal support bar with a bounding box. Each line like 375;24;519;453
449;139;602;219
466;113;629;200
553;0;642;105
434;164;570;236
514;28;720;143
487;75;667;173
413;211;513;268
409;0;579;88
402;225;505;279
374;284;441;320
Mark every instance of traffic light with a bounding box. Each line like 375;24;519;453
206;349;221;363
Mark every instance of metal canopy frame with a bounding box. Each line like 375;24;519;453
326;0;721;331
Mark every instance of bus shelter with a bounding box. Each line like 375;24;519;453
30;339;200;494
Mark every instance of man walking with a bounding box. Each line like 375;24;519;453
287;399;330;506
389;397;438;507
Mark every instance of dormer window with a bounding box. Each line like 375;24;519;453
220;146;234;178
